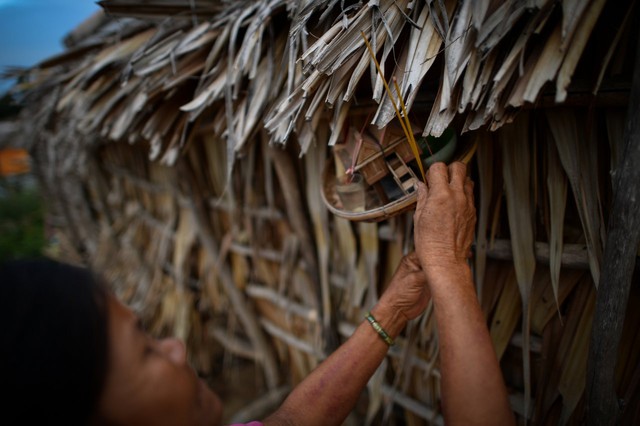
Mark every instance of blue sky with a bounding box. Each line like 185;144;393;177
0;0;100;93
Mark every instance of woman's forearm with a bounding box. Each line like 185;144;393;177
429;265;515;426
263;302;403;426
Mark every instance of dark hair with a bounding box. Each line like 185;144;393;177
0;259;109;425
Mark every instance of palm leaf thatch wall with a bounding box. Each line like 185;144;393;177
10;0;640;424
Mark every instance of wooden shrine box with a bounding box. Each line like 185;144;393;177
335;124;421;185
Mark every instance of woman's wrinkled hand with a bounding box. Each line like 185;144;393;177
377;252;430;324
413;162;476;283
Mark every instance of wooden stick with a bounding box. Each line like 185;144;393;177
586;21;640;424
485;239;589;269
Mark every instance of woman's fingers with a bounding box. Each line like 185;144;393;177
448;162;466;189
426;162;449;188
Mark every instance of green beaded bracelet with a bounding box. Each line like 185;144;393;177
365;312;395;346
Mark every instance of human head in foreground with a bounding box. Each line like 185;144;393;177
0;259;222;425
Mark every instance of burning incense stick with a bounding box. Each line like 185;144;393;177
361;32;427;183
392;76;429;179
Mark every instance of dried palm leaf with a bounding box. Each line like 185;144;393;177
546;129;568;316
345;7;406;104
469;48;498;111
489;268;521;360
523;24;564;104
538;273;592;416
561;0;590;43
530;269;583;334
546;109;603;286
476;1;528;53
369;4;411;103
444;0;472;88
373;5;442;128
495;4;553;94
173;207;197;286
304;138;332;335
500;112;535;420
423;73;458;137
358;221;380;309
471;0;491;31
555;0;606;102
326;97;351;147
85;28;156;83
333;216;358;311
558;285;596;425
427;0;451;40
316;0;409;75
459;48;481;114
481;260;510;317
326;51;362;107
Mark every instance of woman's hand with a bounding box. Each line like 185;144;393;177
413;162;476;284
410;164;515;426
372;252;430;337
381;252;430;321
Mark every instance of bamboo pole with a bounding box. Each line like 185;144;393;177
586;21;640;425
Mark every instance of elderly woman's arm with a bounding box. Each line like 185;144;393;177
263;252;429;426
413;162;515;426
263;161;514;426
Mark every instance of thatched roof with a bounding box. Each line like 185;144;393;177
13;0;622;170
9;0;640;424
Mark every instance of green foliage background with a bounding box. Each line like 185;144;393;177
0;180;45;261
